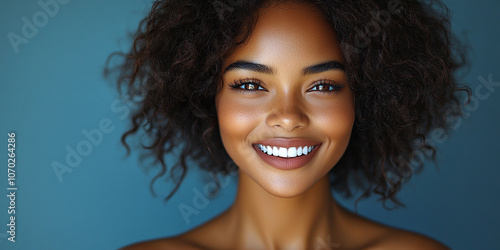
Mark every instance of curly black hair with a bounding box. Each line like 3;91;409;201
111;0;470;207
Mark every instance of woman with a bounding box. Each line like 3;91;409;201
118;0;469;249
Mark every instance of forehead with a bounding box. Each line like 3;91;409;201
225;2;345;68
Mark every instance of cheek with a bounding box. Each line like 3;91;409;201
311;94;355;141
216;92;262;150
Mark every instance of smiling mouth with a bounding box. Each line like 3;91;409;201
256;144;317;158
252;139;321;170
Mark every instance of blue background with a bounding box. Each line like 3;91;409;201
0;0;499;249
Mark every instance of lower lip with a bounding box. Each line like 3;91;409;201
253;144;321;170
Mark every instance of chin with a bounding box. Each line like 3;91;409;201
256;175;322;198
266;189;310;199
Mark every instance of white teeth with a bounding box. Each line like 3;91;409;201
261;145;267;153
257;144;316;158
272;146;279;156
279;147;287;157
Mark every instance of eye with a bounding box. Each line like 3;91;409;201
307;80;345;93
229;79;267;92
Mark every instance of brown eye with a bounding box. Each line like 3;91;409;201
245;83;256;90
307;81;345;93
317;84;328;91
229;79;267;92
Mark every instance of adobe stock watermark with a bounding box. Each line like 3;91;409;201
391;74;499;179
51;92;145;182
52;71;159;183
345;0;403;52
178;164;238;225
51;118;116;182
7;0;70;54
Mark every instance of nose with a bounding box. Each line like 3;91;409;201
265;92;309;132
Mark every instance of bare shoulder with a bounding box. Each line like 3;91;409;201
119;236;201;250
366;229;449;250
120;212;230;250
340;208;449;249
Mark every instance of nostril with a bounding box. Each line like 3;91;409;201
266;111;309;131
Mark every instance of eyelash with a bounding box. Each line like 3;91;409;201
228;78;267;93
228;78;345;93
307;79;345;93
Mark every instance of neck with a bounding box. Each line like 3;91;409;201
228;172;340;249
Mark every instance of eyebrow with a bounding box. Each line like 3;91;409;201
223;60;345;75
224;60;275;74
302;61;345;74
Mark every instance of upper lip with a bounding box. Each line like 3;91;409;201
253;138;321;148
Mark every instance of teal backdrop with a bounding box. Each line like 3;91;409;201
0;0;499;249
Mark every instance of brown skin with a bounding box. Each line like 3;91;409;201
122;2;449;250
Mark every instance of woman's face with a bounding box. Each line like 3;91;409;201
216;2;355;197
